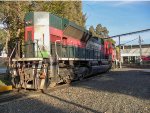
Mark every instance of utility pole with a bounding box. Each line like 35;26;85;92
139;35;142;65
119;36;122;68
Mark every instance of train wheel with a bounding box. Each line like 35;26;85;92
64;79;71;84
78;74;84;81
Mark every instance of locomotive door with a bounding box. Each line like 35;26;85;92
25;27;35;57
62;37;68;58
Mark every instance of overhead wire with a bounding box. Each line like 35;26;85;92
120;38;138;46
110;29;150;38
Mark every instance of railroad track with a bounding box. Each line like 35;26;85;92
0;92;26;104
0;90;40;105
0;79;87;105
0;83;71;105
0;73;107;105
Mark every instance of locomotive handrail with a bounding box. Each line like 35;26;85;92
55;40;61;59
23;42;35;56
34;40;44;58
55;40;61;75
9;43;18;66
35;41;51;57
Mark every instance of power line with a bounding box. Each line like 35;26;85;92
110;28;150;38
121;38;138;45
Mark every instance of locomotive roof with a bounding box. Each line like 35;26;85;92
25;12;87;31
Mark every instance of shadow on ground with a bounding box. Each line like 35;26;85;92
43;92;102;113
0;68;149;113
71;68;150;100
0;92;102;113
0;97;70;113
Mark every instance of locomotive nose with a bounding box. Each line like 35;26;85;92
25;12;50;58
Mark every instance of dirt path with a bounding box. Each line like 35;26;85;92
0;68;149;113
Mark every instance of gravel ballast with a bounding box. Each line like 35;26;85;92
0;68;149;113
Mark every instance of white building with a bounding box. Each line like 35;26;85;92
121;44;150;64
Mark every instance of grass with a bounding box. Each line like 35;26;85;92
0;74;11;86
0;79;6;86
0;77;12;92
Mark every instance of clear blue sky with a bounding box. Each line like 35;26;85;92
82;1;150;45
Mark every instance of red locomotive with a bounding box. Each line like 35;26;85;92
8;12;115;90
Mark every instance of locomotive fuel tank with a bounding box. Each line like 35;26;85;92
89;65;110;75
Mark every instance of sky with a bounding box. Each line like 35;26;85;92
82;1;150;45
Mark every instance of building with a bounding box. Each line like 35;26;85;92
121;44;150;64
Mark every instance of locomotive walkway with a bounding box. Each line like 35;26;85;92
0;68;150;113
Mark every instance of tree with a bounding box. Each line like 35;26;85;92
102;27;109;38
0;29;7;48
26;1;86;27
95;24;102;34
95;24;109;38
89;24;110;38
89;24;116;44
0;2;32;52
89;25;97;37
0;1;86;52
60;1;86;27
0;1;86;38
109;38;116;44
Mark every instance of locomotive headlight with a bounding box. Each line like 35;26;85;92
25;20;32;25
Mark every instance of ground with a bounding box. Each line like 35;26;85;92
0;68;150;113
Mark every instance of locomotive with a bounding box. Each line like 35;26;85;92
8;12;115;90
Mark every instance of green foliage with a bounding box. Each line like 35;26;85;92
0;2;31;39
0;79;5;86
89;24;116;44
39;1;86;27
89;26;96;36
0;76;11;86
89;24;109;38
0;29;7;46
116;46;120;52
0;1;86;51
108;38;116;44
96;24;103;35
